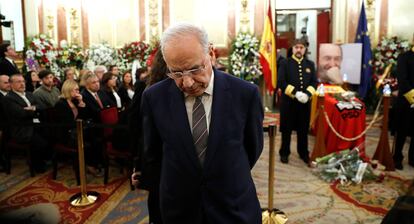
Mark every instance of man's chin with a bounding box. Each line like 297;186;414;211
183;88;204;96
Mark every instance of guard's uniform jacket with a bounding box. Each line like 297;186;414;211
278;55;317;132
278;55;317;160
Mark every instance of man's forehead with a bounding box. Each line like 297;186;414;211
294;44;305;48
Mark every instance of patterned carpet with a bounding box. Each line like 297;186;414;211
0;163;127;224
1;116;414;223
252;127;414;224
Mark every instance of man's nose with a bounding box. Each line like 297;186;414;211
182;75;194;88
328;58;339;67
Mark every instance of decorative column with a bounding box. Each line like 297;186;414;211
69;8;80;45
365;0;376;43
240;0;250;33
46;11;55;38
148;0;160;44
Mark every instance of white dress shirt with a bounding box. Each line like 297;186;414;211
113;90;122;108
185;70;214;132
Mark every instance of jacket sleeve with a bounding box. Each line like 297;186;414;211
243;86;264;169
139;90;163;190
278;59;296;98
397;53;414;104
3;96;36;121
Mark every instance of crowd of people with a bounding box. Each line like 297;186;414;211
0;42;166;176
1;24;414;223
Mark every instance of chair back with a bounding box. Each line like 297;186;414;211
100;107;118;139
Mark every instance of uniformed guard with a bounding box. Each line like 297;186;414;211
278;39;318;164
393;39;414;170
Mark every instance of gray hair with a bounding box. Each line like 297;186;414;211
160;23;209;57
94;65;107;73
82;72;98;84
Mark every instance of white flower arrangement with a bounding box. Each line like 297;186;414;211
372;36;411;76
57;40;85;69
25;34;59;72
229;33;262;83
85;43;118;71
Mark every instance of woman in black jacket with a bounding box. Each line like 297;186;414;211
54;80;86;147
117;70;135;110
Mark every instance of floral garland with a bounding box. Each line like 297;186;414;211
372;36;412;91
25;34;59;72
229;33;262;83
117;41;150;71
56;40;85;69
85;43;118;71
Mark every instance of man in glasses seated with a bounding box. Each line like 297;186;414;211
140;23;264;223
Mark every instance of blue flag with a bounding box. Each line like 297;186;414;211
355;2;372;98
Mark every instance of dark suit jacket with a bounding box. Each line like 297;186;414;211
394;50;414;135
2;91;42;142
0;93;6;130
81;89;112;123
0;58;20;76
141;69;264;223
117;85;133;109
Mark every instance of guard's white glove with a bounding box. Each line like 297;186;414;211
295;91;304;100
300;93;309;104
295;91;309;104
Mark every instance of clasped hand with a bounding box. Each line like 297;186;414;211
295;91;309;104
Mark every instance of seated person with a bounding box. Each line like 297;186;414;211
54;80;86;147
3;74;48;172
101;72;121;111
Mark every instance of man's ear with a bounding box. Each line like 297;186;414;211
208;44;215;58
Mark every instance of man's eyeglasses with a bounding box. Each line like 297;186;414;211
167;64;206;79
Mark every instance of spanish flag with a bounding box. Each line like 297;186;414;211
259;1;277;93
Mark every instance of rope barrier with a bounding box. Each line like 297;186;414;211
321;96;383;142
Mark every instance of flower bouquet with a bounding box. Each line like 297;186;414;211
372;36;412;91
56;40;85;69
117;41;150;71
25;34;59;72
312;147;380;185
85;43;118;71
229;33;262;83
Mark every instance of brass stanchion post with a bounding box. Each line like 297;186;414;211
373;91;395;171
262;125;288;224
311;93;327;161
70;119;99;206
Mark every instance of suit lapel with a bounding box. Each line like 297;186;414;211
9;91;29;107
168;81;201;170
204;70;230;170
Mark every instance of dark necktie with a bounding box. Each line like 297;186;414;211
192;96;208;165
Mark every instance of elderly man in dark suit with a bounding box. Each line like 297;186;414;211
0;43;20;76
3;74;48;172
140;23;264;223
